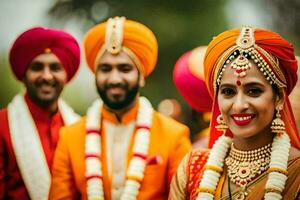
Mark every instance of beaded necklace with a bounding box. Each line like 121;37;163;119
225;143;272;187
196;133;290;200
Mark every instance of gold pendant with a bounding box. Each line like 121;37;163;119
236;192;245;200
238;162;251;178
235;189;248;200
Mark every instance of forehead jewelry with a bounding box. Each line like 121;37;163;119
216;27;255;87
216;26;287;90
231;27;254;86
231;53;251;86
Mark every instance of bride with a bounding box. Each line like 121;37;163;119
169;27;300;200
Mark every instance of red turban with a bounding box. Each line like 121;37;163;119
204;27;300;149
9;27;80;81
290;56;300;124
173;46;212;112
84;17;158;77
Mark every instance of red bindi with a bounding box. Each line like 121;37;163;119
236;80;241;86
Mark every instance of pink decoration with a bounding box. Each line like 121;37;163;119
173;48;213;112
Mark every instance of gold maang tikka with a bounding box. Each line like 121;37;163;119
231;27;255;86
215;26;287;89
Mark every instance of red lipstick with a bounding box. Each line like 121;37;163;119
231;113;255;126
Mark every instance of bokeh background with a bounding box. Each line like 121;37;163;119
1;0;299;138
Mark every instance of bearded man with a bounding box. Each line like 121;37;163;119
49;17;192;200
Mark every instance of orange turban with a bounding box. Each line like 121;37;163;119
84;17;158;77
203;27;300;149
204;28;298;96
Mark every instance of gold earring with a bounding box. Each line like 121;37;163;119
271;106;286;135
216;114;228;134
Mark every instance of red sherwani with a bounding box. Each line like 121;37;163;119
0;94;64;199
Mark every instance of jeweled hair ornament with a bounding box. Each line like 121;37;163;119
215;26;287;90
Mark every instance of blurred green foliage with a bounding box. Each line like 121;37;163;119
0;52;22;108
1;0;299;136
49;0;229;109
1;0;229;111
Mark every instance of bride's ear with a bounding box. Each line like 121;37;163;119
275;88;285;109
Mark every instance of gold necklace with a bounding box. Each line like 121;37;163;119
225;143;271;189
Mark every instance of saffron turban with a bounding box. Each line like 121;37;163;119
84;17;158;77
9;27;80;82
204;28;298;96
203;27;300;149
173;46;212;112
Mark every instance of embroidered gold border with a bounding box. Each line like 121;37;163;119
255;45;287;87
213;45;237;92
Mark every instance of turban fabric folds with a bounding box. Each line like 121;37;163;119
9;27;80;82
204;27;300;149
84;17;158;77
290;56;300;125
173;46;212;113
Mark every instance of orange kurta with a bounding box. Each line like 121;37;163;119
49;105;191;200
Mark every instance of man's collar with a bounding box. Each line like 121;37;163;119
102;101;139;124
24;92;61;122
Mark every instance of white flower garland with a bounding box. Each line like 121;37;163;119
8;94;79;200
85;97;153;200
196;133;290;200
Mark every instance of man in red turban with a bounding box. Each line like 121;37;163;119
0;27;81;200
49;16;191;200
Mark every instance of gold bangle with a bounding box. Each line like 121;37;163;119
265;187;282;194
196;187;215;195
204;165;223;173
267;167;288;176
